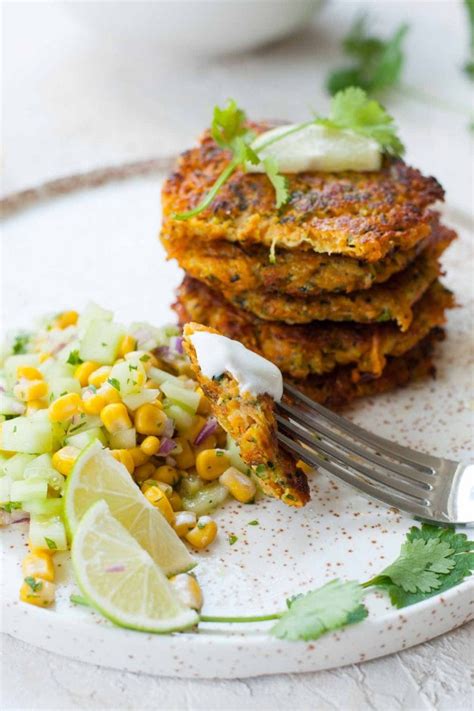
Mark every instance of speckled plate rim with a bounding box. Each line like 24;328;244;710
1;162;473;679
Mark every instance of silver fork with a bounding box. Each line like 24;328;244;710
277;382;474;525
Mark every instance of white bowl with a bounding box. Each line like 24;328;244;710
67;0;323;55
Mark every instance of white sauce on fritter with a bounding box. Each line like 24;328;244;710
189;332;283;402
248;123;381;173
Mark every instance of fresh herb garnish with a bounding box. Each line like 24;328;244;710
228;534;238;546
45;537;58;550
364;524;474;607
107;378;121;392
247;520;259;526
139;354;151;362
66;350;83;366
12;333;30;355
464;0;474;78
271;580;368;641
2;501;22;513
326;16;409;96
24;577;43;593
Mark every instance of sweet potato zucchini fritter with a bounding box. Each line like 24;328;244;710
183;323;309;507
174;277;454;379
218;232;453;331
161;123;444;262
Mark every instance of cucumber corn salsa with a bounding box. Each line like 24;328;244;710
0;304;282;611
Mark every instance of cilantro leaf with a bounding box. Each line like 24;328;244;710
263;157;289;209
228;534;238;546
211;99;248;149
367;525;474;608
465;0;474;79
45;537;58;550
107;377;121;392
66;350;83;366
270;579;367;641
316;87;404;157
12;332;31;355
24;576;43;593
327;16;409;96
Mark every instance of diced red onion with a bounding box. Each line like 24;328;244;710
194;418;218;445
174;337;184;354
0;510;29;526
159;437;175;456
162;417;174;439
12;514;30;524
105;564;126;573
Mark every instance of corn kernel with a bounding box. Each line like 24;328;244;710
134;404;168;436
185;516;218;549
169;491;183;511
20;577;56;607
110;449;134;474
118;335;136;357
219;466;256;503
74;361;99;387
154;465;179;486
38;352;52;364
26;399;48;415
184;416;207;444
140;435;161;456
169;573;203;611
155;481;173;497
196;388;212;416
55;310;78;329
129;447;149;468
173;510;196;537
174;437;195;470
196;449;230;481
48;392;83;422
52;445;80;476
82;390;107;416
100;403;132;433
134;461;156;483
98;384;121;404
16;365;43;381
88;366;112;388
194;434;218;453
14;379;48;402
22;551;55;582
144;486;175;524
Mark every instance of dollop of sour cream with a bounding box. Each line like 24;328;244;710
189;332;283;402
248;123;381;173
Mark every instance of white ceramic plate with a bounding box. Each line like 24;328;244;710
1;165;473;679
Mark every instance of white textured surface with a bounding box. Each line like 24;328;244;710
2;0;473;708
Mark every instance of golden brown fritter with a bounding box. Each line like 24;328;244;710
174;277;454;378
289;329;442;410
217;232;453;330
161;122;444;262
182;322;310;507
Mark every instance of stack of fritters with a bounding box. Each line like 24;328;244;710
161;124;456;409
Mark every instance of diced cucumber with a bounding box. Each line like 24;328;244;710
10;478;48;502
164;404;194;433
0;476;11;504
4;354;39;387
56;339;81;364
1;416;53;453
66;414;102;436
0;393;26;416
122;389;159;411
66;427;107;450
39;359;75;380
47;376;80;401
160;381;200;414
226;434;248;474
182;482;229;516
23;453;52;477
29;514;68;550
78;302;113;336
108;360;146;396
23;498;63;517
148;367;184;387
178;474;204;498
1;453;37;479
108;428;136;450
79;319;125;365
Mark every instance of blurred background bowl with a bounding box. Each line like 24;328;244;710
66;0;324;55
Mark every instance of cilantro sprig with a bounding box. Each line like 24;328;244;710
327;16;409;96
173;90;403;221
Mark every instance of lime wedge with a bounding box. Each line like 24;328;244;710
64;440;195;576
72;500;199;633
